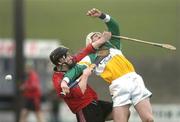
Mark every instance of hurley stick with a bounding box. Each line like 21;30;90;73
112;35;176;51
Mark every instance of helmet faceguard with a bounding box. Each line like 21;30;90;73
85;32;101;46
50;46;76;72
49;46;69;65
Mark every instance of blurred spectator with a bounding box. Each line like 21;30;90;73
19;61;44;122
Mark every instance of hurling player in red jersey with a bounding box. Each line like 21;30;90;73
49;33;113;122
19;61;44;122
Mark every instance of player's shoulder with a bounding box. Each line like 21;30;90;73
53;71;64;80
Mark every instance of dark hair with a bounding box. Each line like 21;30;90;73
49;46;68;65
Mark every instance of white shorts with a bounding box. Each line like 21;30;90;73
109;72;152;107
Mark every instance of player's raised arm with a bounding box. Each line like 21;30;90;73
86;8;121;49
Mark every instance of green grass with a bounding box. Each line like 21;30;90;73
0;0;179;58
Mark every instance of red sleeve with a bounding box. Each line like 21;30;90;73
73;43;96;62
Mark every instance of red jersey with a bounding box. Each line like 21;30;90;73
52;72;97;113
22;70;41;98
52;43;97;113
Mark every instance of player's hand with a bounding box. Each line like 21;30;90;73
61;80;70;95
101;31;112;42
86;8;102;17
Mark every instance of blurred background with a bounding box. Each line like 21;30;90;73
0;0;179;122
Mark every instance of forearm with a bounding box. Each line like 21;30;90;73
100;12;121;49
78;75;88;94
99;13;120;36
79;66;93;94
92;37;107;49
87;8;119;35
74;44;95;62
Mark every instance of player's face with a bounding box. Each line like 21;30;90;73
58;52;73;65
91;33;102;43
65;53;73;65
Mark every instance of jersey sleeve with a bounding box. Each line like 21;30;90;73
63;64;87;84
103;14;121;49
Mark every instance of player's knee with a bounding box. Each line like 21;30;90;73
144;116;154;122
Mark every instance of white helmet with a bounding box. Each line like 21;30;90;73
85;32;101;46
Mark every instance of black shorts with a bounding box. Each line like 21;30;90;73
23;97;40;111
76;100;113;122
